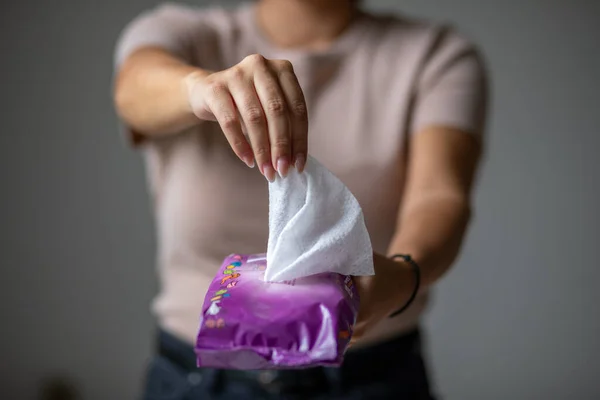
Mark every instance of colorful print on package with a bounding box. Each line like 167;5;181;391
195;253;360;369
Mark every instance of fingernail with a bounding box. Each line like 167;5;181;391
262;163;276;182
242;155;255;168
295;154;306;173
276;157;290;178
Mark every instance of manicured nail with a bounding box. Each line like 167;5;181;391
262;163;276;182
242;155;255;168
276;157;290;178
295;154;306;173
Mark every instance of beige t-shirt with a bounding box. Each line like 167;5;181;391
114;3;487;346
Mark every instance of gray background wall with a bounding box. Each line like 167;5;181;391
1;0;599;399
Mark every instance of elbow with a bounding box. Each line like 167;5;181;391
113;71;133;121
113;70;152;135
423;199;474;284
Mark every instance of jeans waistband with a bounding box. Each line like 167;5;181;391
156;329;425;397
157;328;421;373
157;330;198;371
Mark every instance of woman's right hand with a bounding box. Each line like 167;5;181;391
186;54;309;181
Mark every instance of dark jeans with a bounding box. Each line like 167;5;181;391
142;329;436;400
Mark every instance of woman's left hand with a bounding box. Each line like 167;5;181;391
350;253;417;346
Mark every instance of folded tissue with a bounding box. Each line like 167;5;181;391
195;156;374;369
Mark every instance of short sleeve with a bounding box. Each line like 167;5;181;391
113;3;206;146
410;28;489;137
114;3;204;68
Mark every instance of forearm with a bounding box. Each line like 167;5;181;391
113;47;208;136
385;194;472;287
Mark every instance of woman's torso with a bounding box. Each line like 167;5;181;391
138;3;448;345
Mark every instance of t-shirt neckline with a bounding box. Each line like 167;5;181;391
237;2;371;60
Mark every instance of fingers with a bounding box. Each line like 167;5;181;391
274;60;308;173
254;61;292;178
227;70;275;182
347;328;364;349
205;54;308;180
204;81;254;168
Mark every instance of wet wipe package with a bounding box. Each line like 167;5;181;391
195;253;360;369
195;157;374;369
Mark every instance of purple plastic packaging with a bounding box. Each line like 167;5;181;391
195;253;360;369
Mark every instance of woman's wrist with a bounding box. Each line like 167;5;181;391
352;253;420;342
372;252;418;315
183;69;214;120
388;254;421;317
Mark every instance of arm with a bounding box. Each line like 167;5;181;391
384;125;482;287
114;47;208;136
352;29;488;341
113;5;210;137
353;128;481;339
114;48;308;178
112;5;308;179
381;27;489;290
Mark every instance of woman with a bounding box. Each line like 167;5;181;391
113;0;487;398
